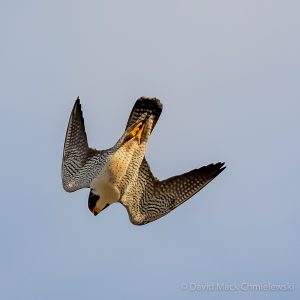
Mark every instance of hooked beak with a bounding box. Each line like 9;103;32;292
91;208;99;216
90;204;110;216
88;190;100;216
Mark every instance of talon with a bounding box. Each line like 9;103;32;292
136;124;144;144
126;122;145;144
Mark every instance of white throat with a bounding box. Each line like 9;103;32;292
91;179;120;205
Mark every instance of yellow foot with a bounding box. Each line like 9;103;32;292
127;122;145;144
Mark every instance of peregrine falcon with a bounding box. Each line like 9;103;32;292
62;97;226;225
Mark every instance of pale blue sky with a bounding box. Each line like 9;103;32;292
0;1;299;299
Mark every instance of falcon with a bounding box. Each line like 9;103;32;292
62;97;225;225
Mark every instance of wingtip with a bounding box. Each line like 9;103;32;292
70;96;84;122
216;162;226;175
73;96;81;111
219;162;226;168
198;162;226;177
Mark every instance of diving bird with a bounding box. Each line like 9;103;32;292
62;97;225;225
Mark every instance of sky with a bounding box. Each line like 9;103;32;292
0;1;299;299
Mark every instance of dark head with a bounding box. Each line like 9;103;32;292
88;189;110;216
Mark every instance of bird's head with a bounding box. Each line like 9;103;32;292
88;189;110;216
88;180;120;216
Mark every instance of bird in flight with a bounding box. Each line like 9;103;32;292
62;97;225;225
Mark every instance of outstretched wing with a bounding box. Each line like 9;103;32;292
125;97;163;132
121;160;225;225
61;97;102;192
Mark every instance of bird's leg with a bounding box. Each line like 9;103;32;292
125;121;145;144
136;124;145;145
